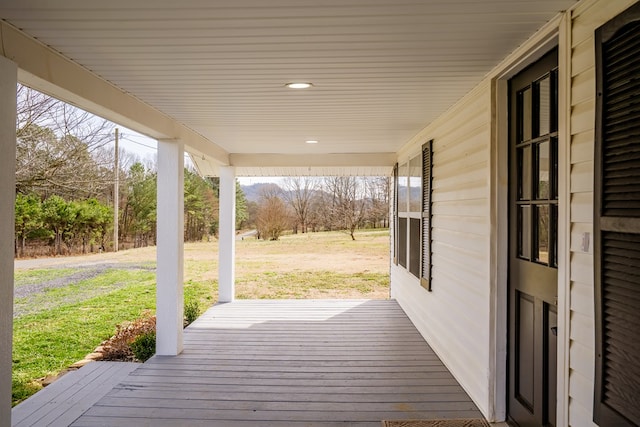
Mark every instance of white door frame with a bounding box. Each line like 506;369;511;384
488;12;570;425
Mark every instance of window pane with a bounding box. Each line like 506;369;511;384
398;217;407;268
518;146;532;200
538;76;551;136
409;155;422;212
537;141;550;200
519;205;531;260
536;205;550;264
520;88;532;142
398;162;408;212
409;218;421;278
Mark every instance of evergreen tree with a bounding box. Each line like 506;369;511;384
14;193;43;257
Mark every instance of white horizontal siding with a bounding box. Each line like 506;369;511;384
390;2;640;426
392;81;492;418
570;340;594;380
570;130;594;164
567;1;639;425
432;198;488;217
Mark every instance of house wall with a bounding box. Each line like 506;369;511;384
567;0;638;426
392;80;493;417
391;1;639;425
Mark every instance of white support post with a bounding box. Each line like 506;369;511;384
218;166;236;303
156;139;184;356
0;56;17;427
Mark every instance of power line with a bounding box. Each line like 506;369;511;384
119;134;193;160
119;135;157;151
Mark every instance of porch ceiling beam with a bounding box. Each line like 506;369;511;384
229;152;396;168
0;20;229;165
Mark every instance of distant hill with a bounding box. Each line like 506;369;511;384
240;183;283;202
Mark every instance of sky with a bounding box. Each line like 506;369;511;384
111;126;279;185
21;83;277;186
114;128;158;163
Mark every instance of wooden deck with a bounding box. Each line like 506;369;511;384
12;362;139;427
70;299;483;426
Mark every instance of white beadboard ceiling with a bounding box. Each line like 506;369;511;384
0;0;576;175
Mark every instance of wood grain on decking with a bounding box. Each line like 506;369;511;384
12;361;139;427
71;300;483;427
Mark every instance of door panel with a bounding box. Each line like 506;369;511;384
516;292;535;410
546;306;557;427
508;48;559;427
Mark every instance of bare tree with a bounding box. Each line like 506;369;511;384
364;176;391;228
255;192;291;241
15;84;115;198
324;176;367;240
307;190;329;232
281;177;317;233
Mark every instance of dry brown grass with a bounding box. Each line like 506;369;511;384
111;229;390;300
21;229;391;300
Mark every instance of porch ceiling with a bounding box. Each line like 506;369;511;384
0;0;576;176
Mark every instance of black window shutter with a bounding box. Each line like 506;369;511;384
421;141;433;290
393;163;399;265
594;3;640;426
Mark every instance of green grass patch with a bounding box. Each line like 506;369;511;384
14;269;155;318
12;270;215;406
14;268;79;287
184;278;217;310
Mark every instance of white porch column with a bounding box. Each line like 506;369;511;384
156;139;184;356
0;57;17;427
218;166;236;303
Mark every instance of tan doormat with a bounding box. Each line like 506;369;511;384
382;419;490;427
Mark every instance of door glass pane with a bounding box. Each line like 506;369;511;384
518;146;532;200
537;141;550;199
520;88;532;142
551;138;558;200
398;162;408;212
536;205;550;264
409;155;422;212
519;205;531;260
538;76;551;136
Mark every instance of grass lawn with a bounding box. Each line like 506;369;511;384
12;229;389;405
14;268;79;287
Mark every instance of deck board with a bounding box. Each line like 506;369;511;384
70;300;484;426
12;361;139;427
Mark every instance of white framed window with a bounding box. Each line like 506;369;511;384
394;141;433;287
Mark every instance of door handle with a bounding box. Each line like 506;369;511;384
550;326;558;336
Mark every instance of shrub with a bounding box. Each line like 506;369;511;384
184;300;200;326
101;310;156;361
130;332;156;362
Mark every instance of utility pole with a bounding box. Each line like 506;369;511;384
113;128;119;252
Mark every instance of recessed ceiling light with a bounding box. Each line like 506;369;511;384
286;82;313;89
305;140;319;144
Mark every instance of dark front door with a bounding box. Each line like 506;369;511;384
508;48;559;427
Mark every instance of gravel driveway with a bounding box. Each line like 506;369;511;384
13;256;156;317
14;263;155;299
